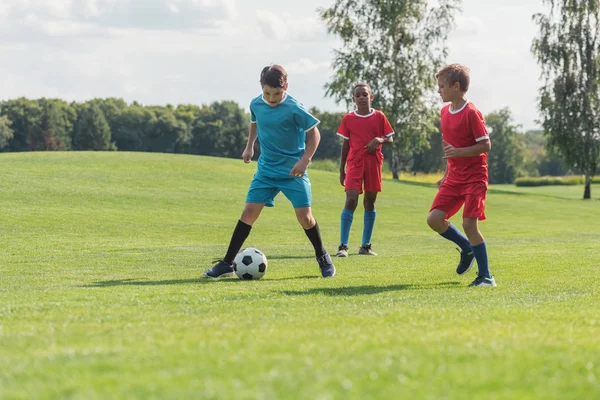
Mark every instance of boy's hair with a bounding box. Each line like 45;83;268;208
353;82;372;95
260;65;288;88
436;64;470;92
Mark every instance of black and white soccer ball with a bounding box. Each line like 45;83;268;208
233;247;268;280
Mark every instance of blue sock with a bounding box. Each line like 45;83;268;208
362;209;376;246
440;223;471;253
472;241;491;279
340;208;354;245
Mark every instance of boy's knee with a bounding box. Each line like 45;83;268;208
297;213;315;229
427;213;443;231
345;196;359;210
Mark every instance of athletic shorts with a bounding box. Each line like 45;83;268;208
344;155;382;194
246;174;312;208
430;181;487;220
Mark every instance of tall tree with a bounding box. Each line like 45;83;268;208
319;0;459;178
0;115;14;150
532;0;600;199
72;104;114;151
485;108;524;184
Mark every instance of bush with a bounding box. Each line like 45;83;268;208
514;176;600;186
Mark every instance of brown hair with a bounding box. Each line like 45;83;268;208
260;65;288;88
436;64;470;92
352;82;372;96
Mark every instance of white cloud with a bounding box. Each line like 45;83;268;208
286;59;331;75
256;10;327;41
452;14;487;37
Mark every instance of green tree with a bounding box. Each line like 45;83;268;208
309;108;346;160
72;104;114;150
319;0;459;178
0;115;14;150
32;100;72;151
484;109;524;184
532;0;600;199
0;98;42;152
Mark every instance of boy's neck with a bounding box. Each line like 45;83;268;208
450;97;467;112
355;107;372;116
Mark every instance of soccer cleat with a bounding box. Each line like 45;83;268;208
456;248;475;275
204;259;234;278
317;253;336;278
336;244;349;257
468;274;497;287
358;244;377;256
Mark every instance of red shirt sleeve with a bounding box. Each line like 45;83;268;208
468;109;489;142
337;115;349;139
381;112;394;137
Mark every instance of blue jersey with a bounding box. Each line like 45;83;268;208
250;93;320;178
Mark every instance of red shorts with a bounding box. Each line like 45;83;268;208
430;181;487;220
344;155;382;194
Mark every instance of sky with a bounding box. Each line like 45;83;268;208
0;0;546;130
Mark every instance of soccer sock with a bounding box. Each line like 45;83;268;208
440;223;472;253
223;220;252;264
340;208;354;245
361;209;377;246
304;221;327;258
472;241;492;279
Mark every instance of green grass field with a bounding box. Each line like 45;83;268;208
1;152;599;400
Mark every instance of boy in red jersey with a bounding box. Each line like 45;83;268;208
336;83;394;257
427;64;496;287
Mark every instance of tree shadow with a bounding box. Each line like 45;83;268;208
280;281;461;296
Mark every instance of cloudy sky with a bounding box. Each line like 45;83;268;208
0;0;545;130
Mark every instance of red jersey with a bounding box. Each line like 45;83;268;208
440;101;489;185
336;109;394;165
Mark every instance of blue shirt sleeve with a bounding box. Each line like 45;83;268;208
250;103;257;123
292;103;320;132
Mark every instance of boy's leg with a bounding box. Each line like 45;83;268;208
339;190;360;257
359;191;378;255
462;184;495;286
295;207;335;278
428;183;475;274
205;202;265;278
280;176;335;277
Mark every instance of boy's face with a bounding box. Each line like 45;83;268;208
353;86;373;108
437;76;461;102
262;84;288;106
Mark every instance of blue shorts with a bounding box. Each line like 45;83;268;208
246;174;312;208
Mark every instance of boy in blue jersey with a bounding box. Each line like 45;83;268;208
205;65;336;278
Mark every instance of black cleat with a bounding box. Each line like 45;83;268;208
204;259;234;278
317;253;336;278
456;248;475;275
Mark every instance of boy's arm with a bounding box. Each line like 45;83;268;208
443;139;491;159
339;139;350;186
242;123;258;163
365;135;393;153
290;126;321;177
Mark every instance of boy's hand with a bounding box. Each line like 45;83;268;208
443;141;463;159
290;159;309;177
339;170;345;186
436;176;446;188
242;147;254;163
365;138;382;154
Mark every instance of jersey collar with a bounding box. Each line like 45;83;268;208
261;92;288;106
353;108;375;118
448;100;469;114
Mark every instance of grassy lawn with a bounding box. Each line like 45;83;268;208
1;152;599;399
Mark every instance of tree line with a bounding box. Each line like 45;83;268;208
0;97;570;184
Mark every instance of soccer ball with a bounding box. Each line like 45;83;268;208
233;247;268;280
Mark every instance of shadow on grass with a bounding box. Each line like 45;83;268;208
280;281;461;296
80;277;234;287
267;255;316;260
